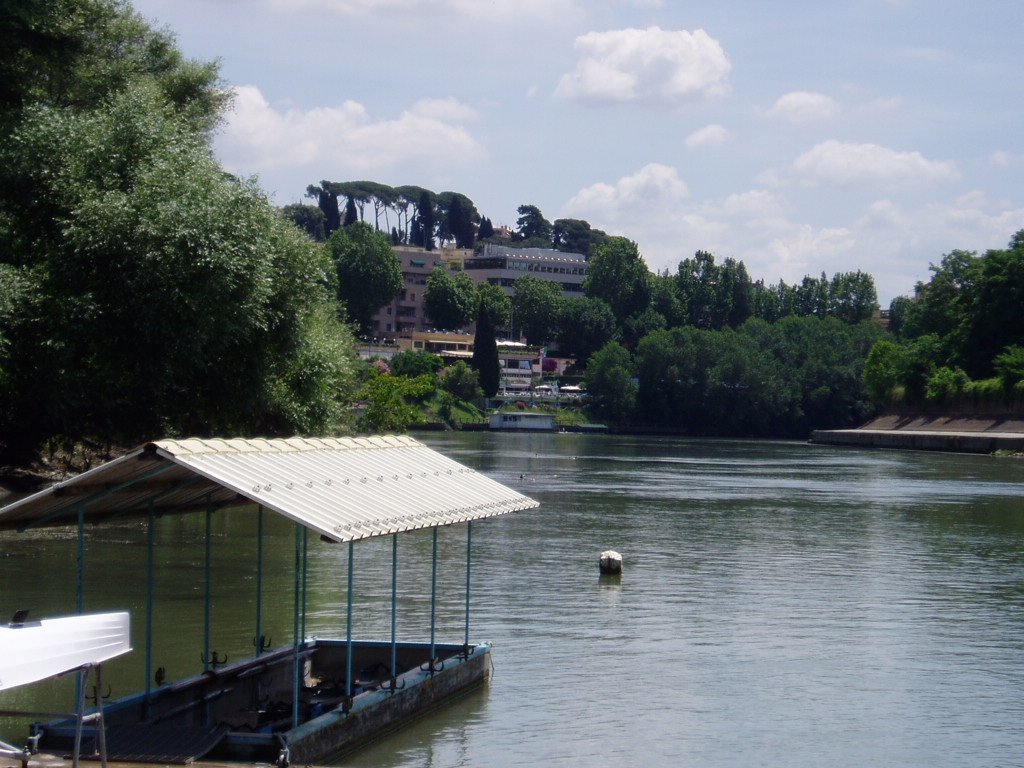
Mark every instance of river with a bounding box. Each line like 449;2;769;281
1;434;1023;767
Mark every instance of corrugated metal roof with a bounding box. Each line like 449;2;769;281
0;436;538;541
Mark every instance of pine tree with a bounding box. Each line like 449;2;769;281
471;303;501;397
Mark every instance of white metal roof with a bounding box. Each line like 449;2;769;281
0;436;538;542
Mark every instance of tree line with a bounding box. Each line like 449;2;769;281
0;0;360;465
865;231;1024;410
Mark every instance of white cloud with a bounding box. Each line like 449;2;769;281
555;27;731;105
565;163;689;219
768;91;840;122
685;124;729;149
217;85;486;177
989;150;1024;168
793;140;958;186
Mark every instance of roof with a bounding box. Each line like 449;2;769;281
0;436;538;542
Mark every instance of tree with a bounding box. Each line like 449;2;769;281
306;182;341;236
512;275;563;345
476;282;512;331
585;237;651;325
416;189;436;250
281;203;326;241
390;350;443;378
424;269;476;330
328;221;403;335
556;297;617;365
477;217;495;240
436;191;478;248
585;342;636;422
0;78;357;460
439;361;482;401
552;218;606;257
514;204;552;243
471;303;500;397
961;234;1024;377
828;270;877;324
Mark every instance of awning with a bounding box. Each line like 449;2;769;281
0;436;538;541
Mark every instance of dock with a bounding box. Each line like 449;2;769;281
811;415;1024;453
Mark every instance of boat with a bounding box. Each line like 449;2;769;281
488;412;556;432
0;436;538;766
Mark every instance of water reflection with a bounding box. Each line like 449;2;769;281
1;435;1022;767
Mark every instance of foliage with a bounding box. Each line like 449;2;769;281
281;203;326;242
476;282;512;330
863;340;904;404
514;204;552;243
328;221;403;335
925;366;969;404
0;82;357;460
389;350;442;378
423;268;476;330
357;370;434;432
585;342;637;422
471;303;501;397
439;360;483;401
584;237;650;324
556;297;617;365
512;275;563;345
993;345;1024;388
551;218;607;257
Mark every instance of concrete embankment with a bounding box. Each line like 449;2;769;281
811;415;1024;454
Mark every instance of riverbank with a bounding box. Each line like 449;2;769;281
810;414;1024;454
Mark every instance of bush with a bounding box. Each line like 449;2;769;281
925;366;969;403
438;361;482;401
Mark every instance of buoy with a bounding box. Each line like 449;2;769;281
599;549;622;575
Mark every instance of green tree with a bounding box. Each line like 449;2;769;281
436;191;478;248
585;236;651;324
962;233;1024;377
389;350;443;378
514;204;552;243
556;297;617;365
439;360;482;401
357;370;434;432
0;81;357;460
476;282;512;331
828;270;877;324
328;221;403;335
281;203;326;241
585;342;636;422
512;275;563;345
552;218;607;257
471;303;500;397
863;340;905;404
424;268;476;330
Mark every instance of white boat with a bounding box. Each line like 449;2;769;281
0;611;131;691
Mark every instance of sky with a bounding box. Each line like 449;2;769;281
130;0;1024;304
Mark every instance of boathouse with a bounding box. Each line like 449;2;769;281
0;436;538;765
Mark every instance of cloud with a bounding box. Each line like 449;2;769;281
989;150;1024;169
216;85;486;177
565;163;689;219
555;26;731;105
768;91;840;122
685;124;729;149
793;140;958;185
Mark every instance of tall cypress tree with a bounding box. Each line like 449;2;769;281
471;303;501;398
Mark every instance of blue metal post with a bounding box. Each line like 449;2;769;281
390;533;398;682
430;527;438;668
203;496;212;672
345;541;354;703
464;521;472;652
301;527;308;640
292;523;302;729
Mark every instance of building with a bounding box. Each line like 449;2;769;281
369;246;471;338
462;243;587;298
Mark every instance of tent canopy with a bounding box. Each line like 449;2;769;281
0;436;538;541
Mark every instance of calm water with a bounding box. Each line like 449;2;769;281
1;434;1023;767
